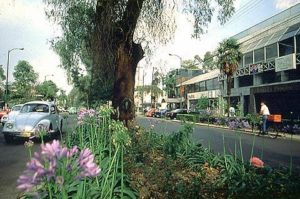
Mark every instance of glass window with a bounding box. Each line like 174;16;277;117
262;70;281;84
244;52;253;65
266;44;278;60
254;48;264;63
206;79;214;90
194;82;200;92
199;81;206;91
280;23;300;41
238;75;253;87
296;35;300;53
279;37;294;56
213;78;219;90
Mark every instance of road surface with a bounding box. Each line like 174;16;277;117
137;116;300;168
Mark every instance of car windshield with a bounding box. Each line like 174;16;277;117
20;104;49;113
12;105;22;111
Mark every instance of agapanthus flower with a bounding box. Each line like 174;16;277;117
17;140;100;192
78;149;101;178
24;140;34;148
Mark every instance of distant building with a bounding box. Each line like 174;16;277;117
165;68;203;109
219;4;300;118
178;70;220;111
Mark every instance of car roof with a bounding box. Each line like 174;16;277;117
24;101;55;106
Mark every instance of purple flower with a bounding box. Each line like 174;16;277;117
78;149;101;178
67;146;78;158
17;140;100;193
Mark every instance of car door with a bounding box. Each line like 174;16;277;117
50;105;60;131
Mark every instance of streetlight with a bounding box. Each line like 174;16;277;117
44;74;54;81
168;53;183;67
6;47;24;102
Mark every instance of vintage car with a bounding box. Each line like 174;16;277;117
1;104;23;126
2;101;63;143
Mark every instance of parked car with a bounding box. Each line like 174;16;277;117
146;108;156;117
2;101;63;143
1;104;23;126
0;108;9;120
166;109;188;119
154;109;169;118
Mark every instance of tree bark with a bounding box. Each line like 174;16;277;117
113;41;144;126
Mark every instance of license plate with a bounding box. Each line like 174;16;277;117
21;132;31;137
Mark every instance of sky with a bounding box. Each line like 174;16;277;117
0;0;300;92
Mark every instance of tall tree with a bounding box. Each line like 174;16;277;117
202;51;216;70
216;38;242;116
181;59;199;70
12;60;38;101
0;66;6;99
36;80;59;100
45;0;235;123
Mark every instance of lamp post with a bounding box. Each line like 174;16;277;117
169;53;183;108
44;74;54;81
6;48;24;102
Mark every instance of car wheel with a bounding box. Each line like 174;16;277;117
4;134;14;144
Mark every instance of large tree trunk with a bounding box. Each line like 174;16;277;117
113;41;144;125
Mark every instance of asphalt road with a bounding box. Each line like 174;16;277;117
0;117;74;199
137;116;300;168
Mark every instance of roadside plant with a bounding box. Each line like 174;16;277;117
17;140;100;198
246;113;261;133
24;140;34;159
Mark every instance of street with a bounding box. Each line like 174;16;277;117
137;116;300;168
0;117;74;199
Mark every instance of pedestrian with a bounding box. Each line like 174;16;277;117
260;101;270;134
229;106;235;117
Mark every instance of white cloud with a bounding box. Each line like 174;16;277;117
275;0;300;9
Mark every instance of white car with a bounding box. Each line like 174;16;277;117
2;101;63;143
1;104;23;126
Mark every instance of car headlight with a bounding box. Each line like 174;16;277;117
6;123;14;129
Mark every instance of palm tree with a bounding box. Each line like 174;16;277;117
216;38;242;116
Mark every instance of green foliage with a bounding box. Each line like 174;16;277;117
216;38;242;76
202;51;216;70
163;71;176;97
197;96;209;109
181;59;199;70
64;107;137;199
135;85;163;99
45;0;235;105
36;80;59;100
11;60;38;101
164;124;194;159
246;113;261;132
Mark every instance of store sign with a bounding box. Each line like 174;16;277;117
275;54;296;72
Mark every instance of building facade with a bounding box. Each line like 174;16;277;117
219;4;300;118
178;70;220;111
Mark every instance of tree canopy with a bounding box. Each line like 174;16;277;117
45;0;235;100
36;80;59;100
45;0;236;122
12;60;38;100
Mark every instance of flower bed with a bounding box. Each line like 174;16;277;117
17;108;300;198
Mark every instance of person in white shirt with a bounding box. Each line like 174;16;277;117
260;102;270;134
